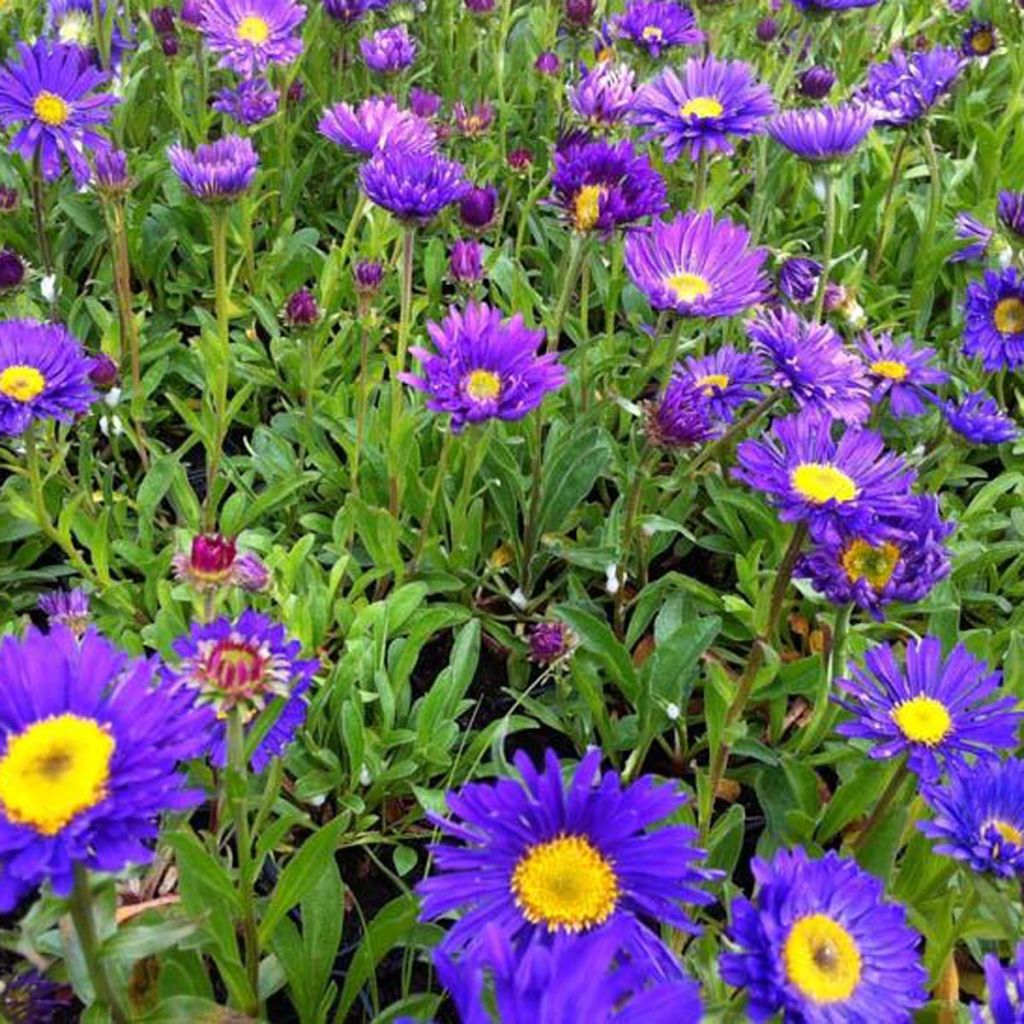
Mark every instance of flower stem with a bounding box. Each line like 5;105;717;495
693;149;709;209
30;153;55;314
414;429;452;565
521;410;546;595
798;601;851;753
388;224;417;517
849;758;909;854
811;173;837;324
352;320;371;498
614;443;656;638
869;132;908;278
686;391;781;479
547;233;588;354
204;206;231;532
92;0;110;70
69;865;127;1024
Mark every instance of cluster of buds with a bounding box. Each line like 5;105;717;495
172;533;270;593
150;5;180;56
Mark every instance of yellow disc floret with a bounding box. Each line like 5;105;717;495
994;297;1024;335
680;96;724;119
33;90;70;127
573;185;606;231
237;15;270;43
783;913;862;1004
665;271;712;304
869;359;909;381
841;539;900;589
790;463;858;504
0;365;45;403
466;369;502;402
696;372;730;394
890;695;952;746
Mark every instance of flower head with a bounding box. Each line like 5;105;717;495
791;0;880;9
0;250;25;294
453;100;494;137
625;210;770;317
360;147;469;223
172;533;270;592
614;0;703;58
417;749;718;959
945;390;1020;445
450;239;483;285
798;65;835;100
460;185;498;230
213;76;280;125
963;20;998;59
200;0;306;77
0;969;72;1024
777;256;822;304
569;62;635;128
734;409;917;544
0;319;96;436
682;345;768;420
535;50;561;75
528;621;577;665
401;301;564;433
283;287;320;327
38;588;91;635
409;87;442;120
318;96;435;158
92;146;131;195
998;190;1024;240
550;138;667;233
963;268;1024;371
354;259;384;294
857;330;947;417
0;40;117;185
360;24;417;73
0;627;210;910
720;847;926;1023
645;372;715;448
168;135;259;202
862;46;964;127
951;212;993;264
767;103;874;161
835;636;1021;782
632;56;775;162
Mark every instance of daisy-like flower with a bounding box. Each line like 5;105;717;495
213;76;280;126
168;135;259;202
400;301;565;433
0;319;96;436
998;190;1024;240
417;749;718;961
323;0;381;22
38;588;91;635
318;96;435;158
963;268;1024;371
747;308;871;424
200;0;306;77
951;212;993;264
835;636;1021;782
971;943;1024;1024
549;138;667;233
632;57;775;162
682;346;768;420
791;0;880;9
767;103;874;161
777;256;822;304
0;40;117;186
720;847;926;1023
360;24;417;73
963;20;998;59
172;533;269;593
921;758;1024;879
165;610;318;771
945;390;1020;445
734;409;917;544
360;147;469;222
453;100;494;138
568;62;635;129
797;495;953;619
0;626;210;910
644;372;715;448
613;0;703;58
624;210;770;317
0;968;72;1024
857;331;947;417
862;46;964;127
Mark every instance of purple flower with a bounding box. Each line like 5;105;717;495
172;533;270;592
88;351;119;388
862;46;964;127
998;190;1024;239
465;0;495;11
213;76;280;125
38;588;91;635
401;301;565;432
409;87;442;119
318;96;435;157
168;135;259;202
632;56;775;162
92;145;130;194
776;256;821;304
181;0;207;26
150;5;176;33
360;24;416;73
0;250;25;294
283;288;320;326
460;185;498;230
857;331;947;417
734;409;917;544
962;20;998;58
0;186;18;213
945;390;1019;445
835;636;1021;782
0;319;96;436
798;64;835;100
625;209;770;317
614;0;703;58
681;346;768;420
528;621;577;664
534;50;561;75
359;147;470;222
0;968;71;1023
323;0;376;23
962;268;1024;371
0;40;117;186
200;0;306;77
550;138;667;233
354;259;384;293
791;0;880;9
449;239;483;285
645;372;715;448
453;100;494;137
951;212;992;263
756;17;779;42
568;62;635;128
767;103;874;161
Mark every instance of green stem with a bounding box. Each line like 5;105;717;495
909;125;942;320
389;225;417;517
850;758;909;854
811;173;837;324
521;410;545;594
686;391;781;479
798;601;851;754
69;865;127;1024
92;0;110;70
352;320;371;497
514;173;552;262
30;153;55;311
546;234;588;354
414;430;452;565
493;0;513;163
452;426;485;556
614;444;656;637
338;193;368;273
204;206;231;532
869;132;908;278
693;150;709;210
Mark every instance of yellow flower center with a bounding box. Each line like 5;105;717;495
696;372;730;394
573;185;606;231
0;364;46;402
465;369;502;402
596;45;616;62
784;914;862;1005
841;539;900;589
641;25;663;42
869;359;909;381
0;714;115;835
237;14;270;43
665;271;712;303
680;96;724;119
994;297;1024;335
58;11;93;46
511;833;619;932
32;90;70;127
890;695;952;746
970;30;995;55
985;818;1024;848
790;463;858;504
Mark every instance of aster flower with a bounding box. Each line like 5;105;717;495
624;210;770;317
791;0;880;9
777;256;822;304
632;57;775;162
0;626;210;910
200;0;305;77
167;135;259;202
0;250;26;294
998;190;1024;240
682;346;768;420
0;40;117;185
921;758;1024;879
450;239;483;285
92;145;131;196
38;588;91;635
360;25;417;73
528;621;577;665
165;610;318;772
963;20;998;59
798;65;836;100
963;268;1024;370
453;100;494;137
323;0;376;22
862;46;964;127
283;288;320;327
417;748;719;961
734;409;917;544
614;0;703;58
797;495;953;619
835;636;1021;782
951;212;993;264
0;319;96;436
857;331;947;417
721;847;926;1023
400;302;564;433
767;103;874;161
460;185;498;230
645;372;715;448
0;969;71;1024
549;138;667;233
568;62;635;128
971;944;1024;1024
747;307;871;424
360;147;469;223
172;533;269;592
318;96;435;158
945;390;1020;445
213;76;280;125
409;87;442;120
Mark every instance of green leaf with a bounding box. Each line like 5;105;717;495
554;605;638;701
538;425;612;536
